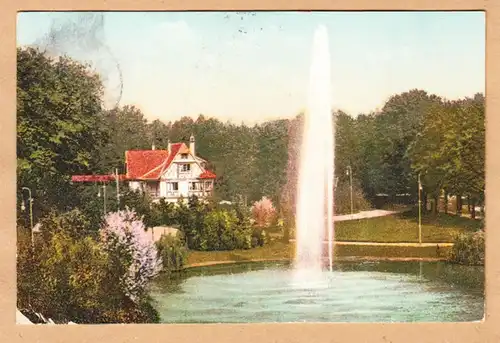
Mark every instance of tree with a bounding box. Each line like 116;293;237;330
100;208;162;301
251;196;276;228
378;90;441;198
408;94;485;217
17;47;108;216
334;111;362;181
155;233;187;273
252;120;290;203
97;105;151;173
147;119;171;149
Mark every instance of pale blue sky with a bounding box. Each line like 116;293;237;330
17;11;485;124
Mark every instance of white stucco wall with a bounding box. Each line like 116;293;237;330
159;181;167;197
129;181;141;191
178;180;189;197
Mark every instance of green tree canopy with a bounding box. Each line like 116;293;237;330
17;47;108;214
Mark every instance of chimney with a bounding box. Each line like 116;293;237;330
152;142;156;150
189;134;195;157
167;139;171;154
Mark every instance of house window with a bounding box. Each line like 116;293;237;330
205;181;213;190
167;182;178;191
181;153;188;159
181;163;191;172
146;182;159;196
190;182;201;191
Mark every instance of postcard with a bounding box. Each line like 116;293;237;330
15;11;485;325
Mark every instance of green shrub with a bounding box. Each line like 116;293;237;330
186;208;252;251
449;230;485;266
155;233;187;273
251;228;268;247
175;196;254;251
152;198;178;226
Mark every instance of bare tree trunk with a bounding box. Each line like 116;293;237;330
471;198;476;219
432;195;439;216
456;194;462;216
467;195;471;214
443;191;448;214
422;192;428;213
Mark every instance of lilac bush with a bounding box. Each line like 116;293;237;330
100;207;162;301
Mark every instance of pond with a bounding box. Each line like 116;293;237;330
150;260;484;323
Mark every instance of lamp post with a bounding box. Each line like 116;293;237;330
346;166;353;216
97;184;107;214
114;168;121;207
418;172;422;244
20;187;34;248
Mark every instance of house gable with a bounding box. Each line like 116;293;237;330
161;147;206;180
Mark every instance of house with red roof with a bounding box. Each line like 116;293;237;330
72;134;216;203
125;135;216;202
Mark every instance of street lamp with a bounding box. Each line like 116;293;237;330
97;184;107;214
418;173;423;244
20;187;34;248
346;166;353;216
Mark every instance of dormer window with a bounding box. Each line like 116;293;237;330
181;153;188;159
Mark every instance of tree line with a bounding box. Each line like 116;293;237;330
17;46;485;228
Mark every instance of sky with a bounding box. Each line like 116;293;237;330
17;11;485;124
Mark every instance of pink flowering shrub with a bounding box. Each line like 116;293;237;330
251;196;276;228
100;207;162;301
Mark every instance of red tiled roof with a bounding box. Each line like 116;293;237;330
71;174;127;182
125;143;183;180
199;170;216;179
72;143;215;182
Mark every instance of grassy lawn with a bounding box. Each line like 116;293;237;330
186;241;292;265
333;244;451;259
186;241;452;265
335;210;480;243
185;211;480;265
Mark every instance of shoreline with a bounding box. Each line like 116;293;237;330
289;240;454;247
183;255;448;269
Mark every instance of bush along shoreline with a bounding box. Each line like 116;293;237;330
448;230;485;266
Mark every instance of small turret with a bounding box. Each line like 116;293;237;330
189;134;195;156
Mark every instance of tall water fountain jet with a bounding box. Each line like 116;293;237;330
295;25;335;273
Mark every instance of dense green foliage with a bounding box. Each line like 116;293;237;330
17;210;160;324
155;233;188;273
17;48;108;220
449;231;485;266
173;196;255;251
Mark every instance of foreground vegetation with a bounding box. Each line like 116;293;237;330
17;209;163;324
